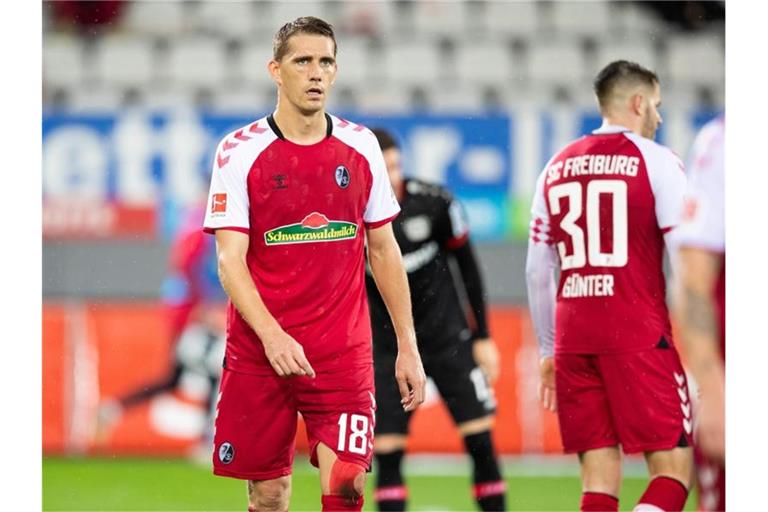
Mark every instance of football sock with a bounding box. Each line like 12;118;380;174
635;476;688;511
580;491;619;511
321;494;364;511
374;450;407;511
463;431;506;511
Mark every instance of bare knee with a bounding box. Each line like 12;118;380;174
248;477;291;512
645;447;693;488
579;446;622;497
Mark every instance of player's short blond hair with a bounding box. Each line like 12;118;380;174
273;16;337;62
594;60;659;112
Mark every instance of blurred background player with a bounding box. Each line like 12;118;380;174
673;114;725;511
525;61;692;512
203;17;425;512
368;128;506;512
96;202;226;457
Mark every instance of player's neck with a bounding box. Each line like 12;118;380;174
272;104;328;145
602;115;641;137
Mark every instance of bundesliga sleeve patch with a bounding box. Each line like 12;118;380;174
211;193;227;214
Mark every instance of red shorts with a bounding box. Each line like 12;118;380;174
555;346;693;454
212;364;376;481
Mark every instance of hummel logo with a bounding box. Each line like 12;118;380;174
272;174;288;190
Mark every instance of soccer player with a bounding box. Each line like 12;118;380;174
673;114;725;511
525;60;692;511
367;128;506;512
96;203;226;454
202;17;426;512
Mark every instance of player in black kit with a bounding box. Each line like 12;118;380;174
367;128;506;512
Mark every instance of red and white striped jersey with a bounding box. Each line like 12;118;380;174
203;113;400;375
529;123;686;354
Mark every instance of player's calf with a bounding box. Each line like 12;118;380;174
462;430;507;512
248;477;290;512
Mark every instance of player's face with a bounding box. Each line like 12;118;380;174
382;147;404;201
641;82;663;139
271;34;337;115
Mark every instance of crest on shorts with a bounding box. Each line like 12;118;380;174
335;165;350;188
218;442;235;464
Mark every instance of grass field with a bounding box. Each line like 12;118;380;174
43;455;697;511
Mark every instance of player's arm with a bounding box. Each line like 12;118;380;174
366;223;426;411
214;229;315;378
440;194;500;382
525;170;559;412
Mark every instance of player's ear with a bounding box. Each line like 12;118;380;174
268;59;282;86
630;93;644;116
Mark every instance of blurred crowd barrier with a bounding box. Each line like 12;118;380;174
43;303;562;456
42;108;718;244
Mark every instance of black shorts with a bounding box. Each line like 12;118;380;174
373;336;496;435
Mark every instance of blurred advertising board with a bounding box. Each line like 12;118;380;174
42;109;718;241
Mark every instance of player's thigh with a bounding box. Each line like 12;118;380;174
295;362;377;471
373;347;409;438
213;368;297;480
554;353;619;453
429;340;496;426
598;345;693;454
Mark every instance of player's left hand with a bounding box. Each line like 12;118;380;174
472;338;500;384
538;356;557;412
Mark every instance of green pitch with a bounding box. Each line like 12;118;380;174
43;456;697;511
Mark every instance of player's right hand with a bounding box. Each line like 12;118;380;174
538;356;557;412
262;329;316;379
395;347;427;412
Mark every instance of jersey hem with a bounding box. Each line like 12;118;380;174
203;226;249;235
365;212;399;229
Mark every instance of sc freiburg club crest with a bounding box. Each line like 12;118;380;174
335;165;350;188
218;442;235;464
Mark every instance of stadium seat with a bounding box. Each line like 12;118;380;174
93;35;157;89
480;1;540;39
454;42;515;88
211;86;271;115
526;39;588;89
66;86;126;113
190;1;256;39
335;37;374;89
336;0;398;37
43;34;86;89
166;37;229;89
429;84;489;113
665;33;725;87
614;2;671;39
123;1;188;36
548;0;614;39
269;1;332;30
380;40;444;87
411;0;469;38
239;43;277;89
357;86;415;115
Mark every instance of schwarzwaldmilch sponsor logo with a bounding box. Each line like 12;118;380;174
264;212;358;245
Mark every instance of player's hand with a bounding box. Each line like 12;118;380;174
538;356;557;412
696;385;725;463
395;346;426;412
472;338;500;384
261;328;316;379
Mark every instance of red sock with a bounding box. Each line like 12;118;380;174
636;476;688;511
321;494;364;511
581;491;619;511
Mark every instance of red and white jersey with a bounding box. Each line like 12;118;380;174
529;123;686;354
203;113;400;375
675;114;725;358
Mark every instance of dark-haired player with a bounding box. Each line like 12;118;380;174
526;60;692;511
203;17;426;512
368;128;506;512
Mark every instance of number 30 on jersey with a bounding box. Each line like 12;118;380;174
548;179;628;270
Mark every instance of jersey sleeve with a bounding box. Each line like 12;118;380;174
644;143;688;232
203;138;250;234
674;120;725;251
363;136;400;228
443;193;470;249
